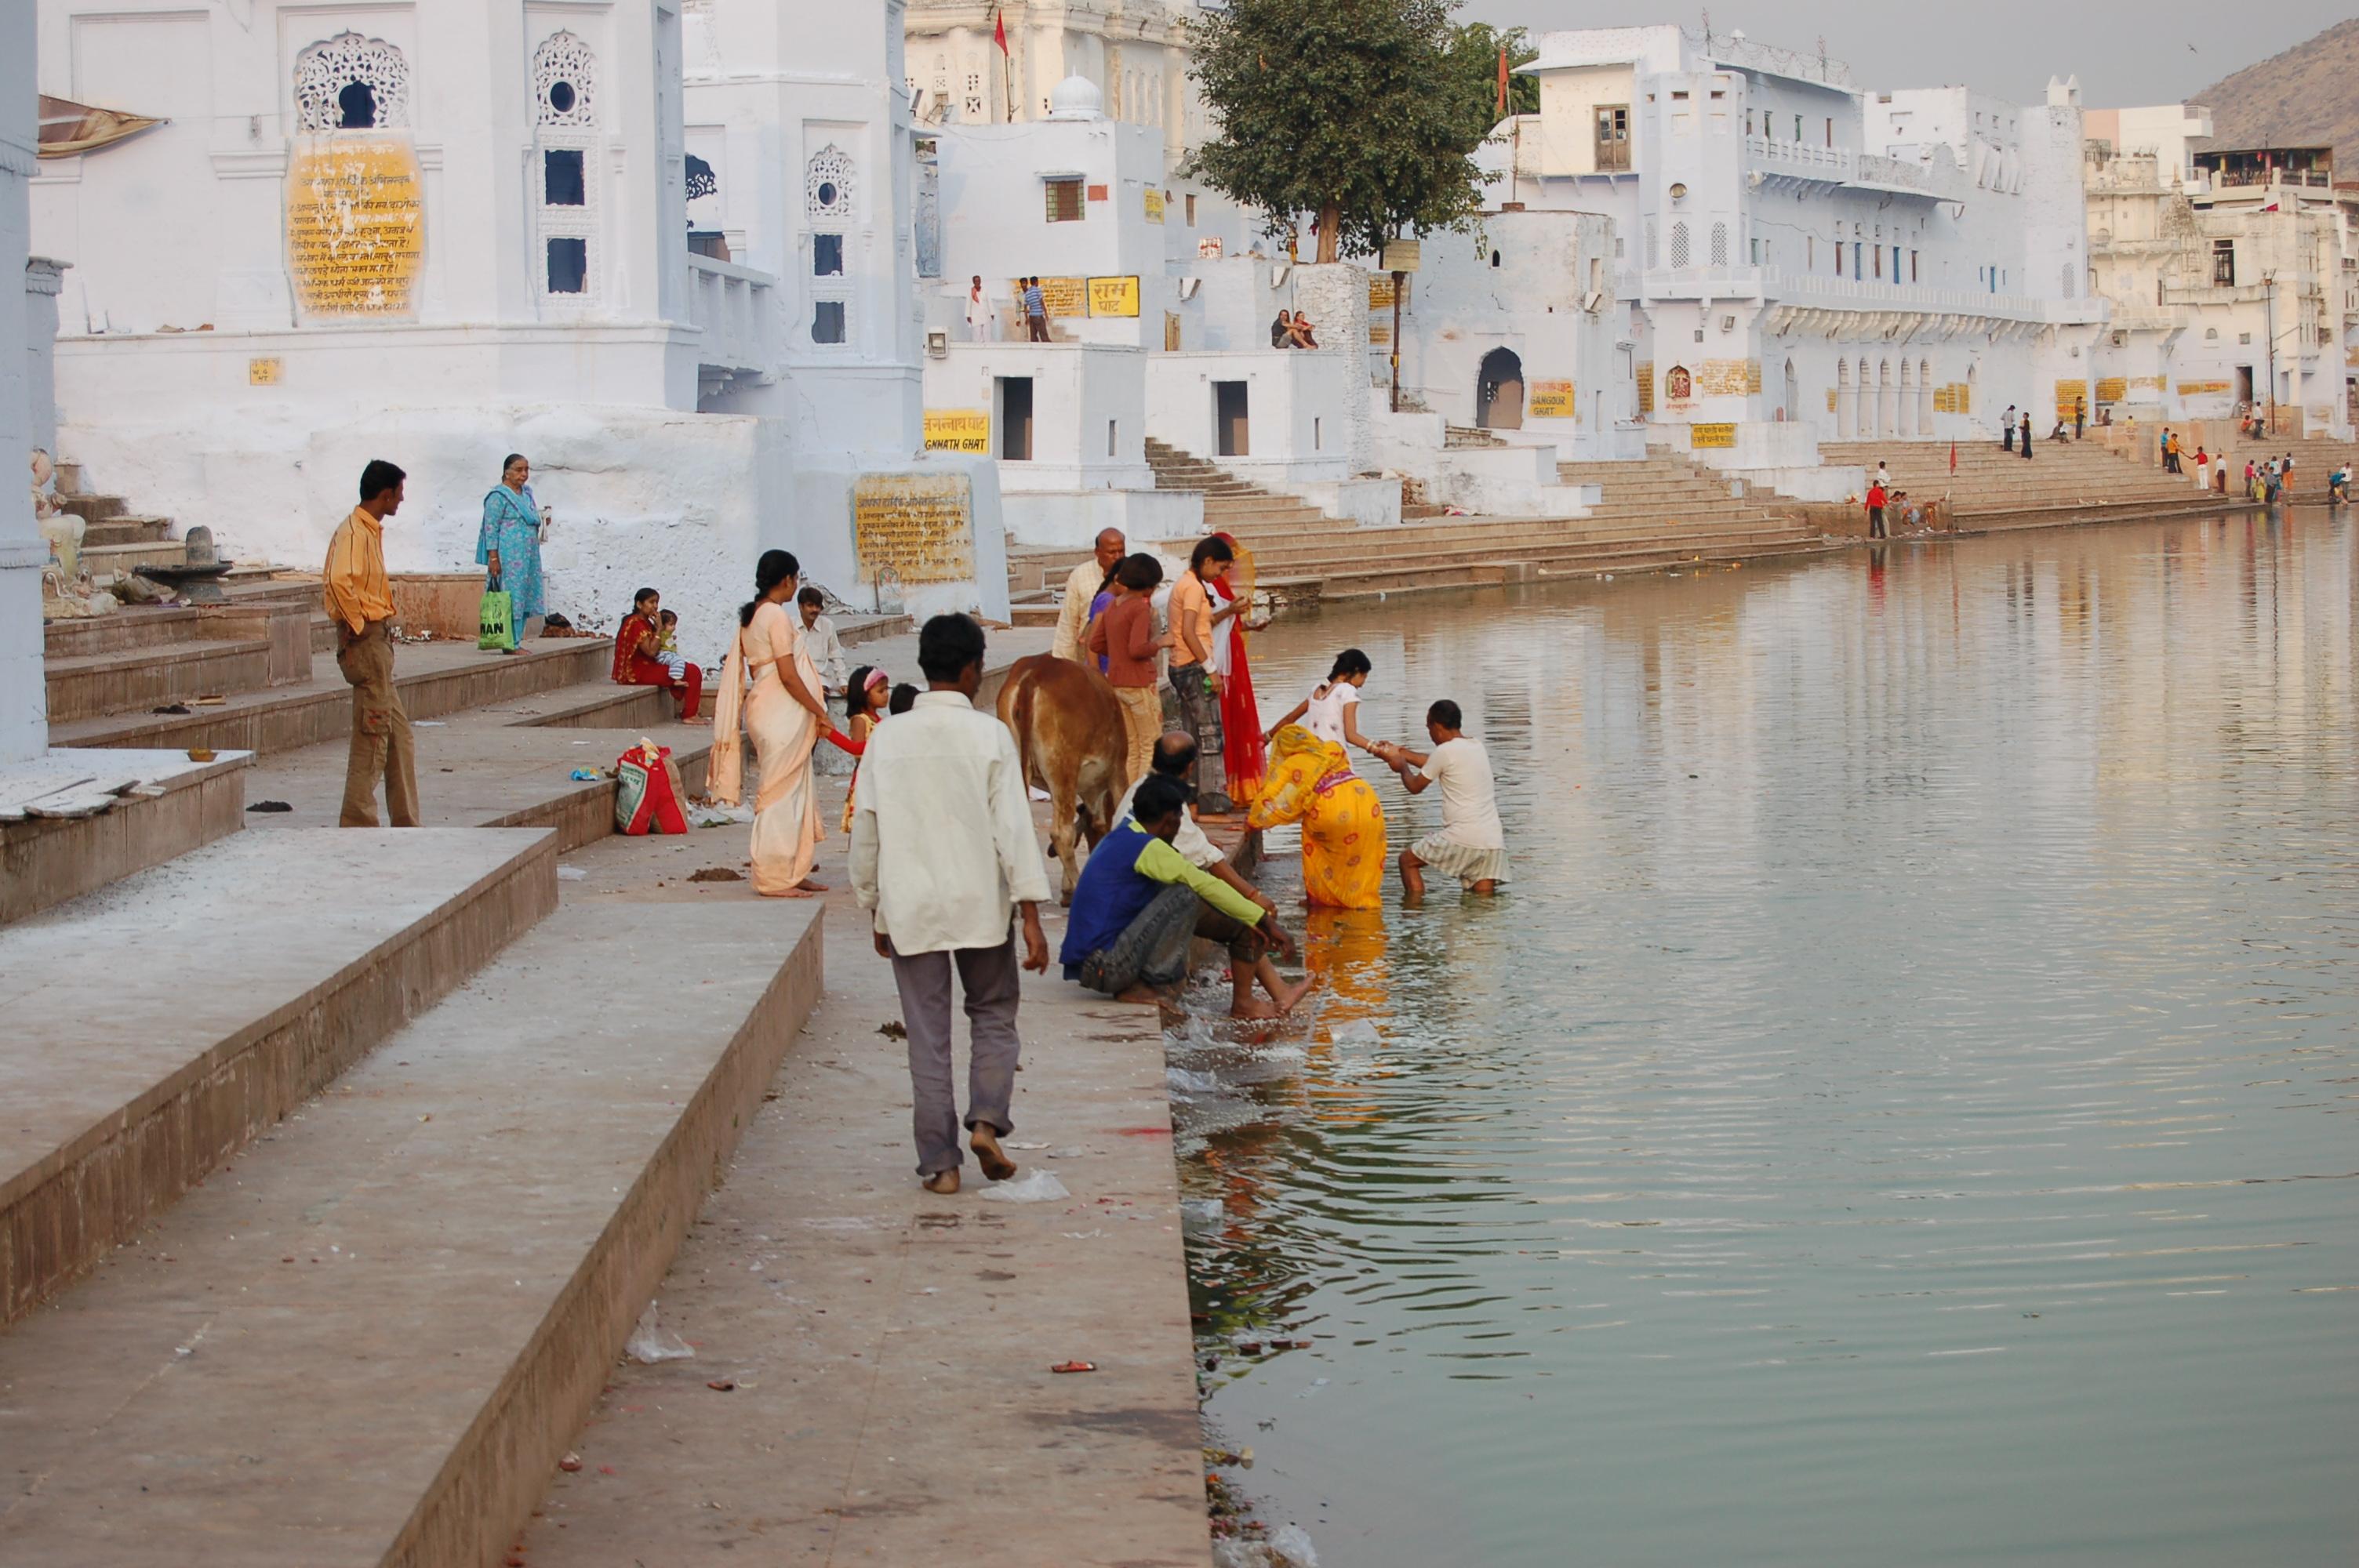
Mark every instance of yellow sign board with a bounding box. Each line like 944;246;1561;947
2176;380;2232;396
2095;377;2128;403
1087;275;1140;318
2052;379;2087;419
1826;387;1839;413
1368;275;1397;311
248;357;283;386
1690;422;1738;449
1366;321;1391;346
1144;188;1165;223
1528;379;1575;418
1012;277;1088;317
1696;359;1758;397
922;408;991;454
852;472;976;586
1635;361;1655;416
285;135;425;320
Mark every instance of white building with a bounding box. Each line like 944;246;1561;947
3;3;44;762
30;0;1005;655
1474;26;2105;456
2084;110;2357;437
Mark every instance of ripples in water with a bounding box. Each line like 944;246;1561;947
1176;513;2359;1567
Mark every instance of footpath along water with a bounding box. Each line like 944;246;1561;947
1175;511;2359;1566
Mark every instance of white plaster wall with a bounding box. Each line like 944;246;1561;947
1288;264;1372;477
999;487;1201;551
1145;350;1357;481
2;2;44;763
925;342;1150;490
791;451;1010;624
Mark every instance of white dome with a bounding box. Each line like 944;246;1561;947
1046;74;1104;121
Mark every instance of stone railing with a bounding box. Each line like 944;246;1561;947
685;254;776;374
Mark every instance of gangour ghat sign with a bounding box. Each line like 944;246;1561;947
285;134;425;321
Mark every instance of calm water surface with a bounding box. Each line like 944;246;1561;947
1176;511;2358;1566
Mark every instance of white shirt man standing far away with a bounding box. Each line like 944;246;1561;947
849;614;1052;1194
1379;698;1509;901
1052;526;1125;663
964;273;998;342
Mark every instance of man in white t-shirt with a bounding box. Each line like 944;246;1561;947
1113;731;1275;916
1377;699;1507;898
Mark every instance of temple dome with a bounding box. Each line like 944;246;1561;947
1046;74;1104;121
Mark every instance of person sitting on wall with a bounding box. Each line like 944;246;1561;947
1270;308;1295;348
1288;311;1320;350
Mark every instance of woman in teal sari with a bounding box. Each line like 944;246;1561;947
478;452;549;648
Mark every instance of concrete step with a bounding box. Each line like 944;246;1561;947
0;826;558;1322
82;537;189;575
44;635;274;724
53;491;126;524
78;516;173;548
1011;602;1061;627
2;749;253;927
0;833;823;1567
49;638;611;756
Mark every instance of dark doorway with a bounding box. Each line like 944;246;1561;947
1478;347;1525;430
2235;365;2254;407
1216;381;1249;457
998;376;1034;460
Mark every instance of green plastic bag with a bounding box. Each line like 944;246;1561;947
478;583;515;651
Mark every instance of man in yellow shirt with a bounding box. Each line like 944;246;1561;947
324;459;420;827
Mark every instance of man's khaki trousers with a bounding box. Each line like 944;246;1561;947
337;619;420;827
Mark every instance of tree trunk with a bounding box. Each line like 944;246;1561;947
1316;201;1340;263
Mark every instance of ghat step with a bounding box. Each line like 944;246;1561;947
0;834;824;1568
0;828;558;1323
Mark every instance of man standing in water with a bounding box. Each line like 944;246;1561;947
1379;700;1508;898
850;614;1052;1195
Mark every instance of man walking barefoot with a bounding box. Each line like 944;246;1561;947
1379;700;1508;899
325;459;420;828
849;615;1052;1195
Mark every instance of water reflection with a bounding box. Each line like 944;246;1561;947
1177;511;2359;1567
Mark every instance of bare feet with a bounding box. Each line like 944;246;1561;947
922;1168;961;1195
1230;996;1278;1020
970;1125;1017;1182
1270;972;1314;1014
1114;984;1165;1006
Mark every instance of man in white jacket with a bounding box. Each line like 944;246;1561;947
850;614;1052;1194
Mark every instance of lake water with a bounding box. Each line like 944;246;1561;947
1173;512;2358;1567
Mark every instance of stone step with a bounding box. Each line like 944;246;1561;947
52;491;126;524
0;833;823;1568
81;537;189;575
0;827;558;1323
49;638;611;756
2;750;253;927
1248;527;1825;579
44;635;275;724
1011;602;1062;627
77;516;173;548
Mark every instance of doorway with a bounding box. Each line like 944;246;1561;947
1477;347;1525;429
2235;365;2254;408
996;376;1033;460
1216;381;1249;457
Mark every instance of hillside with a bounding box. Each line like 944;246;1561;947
2190;17;2359;161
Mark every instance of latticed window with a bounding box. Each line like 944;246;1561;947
294;31;409;132
1669;221;1691;269
533;31;598;126
807;145;855;219
1710;223;1728;267
1045;177;1085;223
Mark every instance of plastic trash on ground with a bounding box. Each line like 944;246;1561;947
976;1169;1070;1203
1269;1524;1320;1567
690;802;755;827
624;1301;693;1363
556;866;588;881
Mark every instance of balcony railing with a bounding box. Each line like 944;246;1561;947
685;254;776;375
1743;136;1966;200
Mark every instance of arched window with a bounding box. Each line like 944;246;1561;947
534;31;598;127
806;145;856;347
807;145;855;220
1710;222;1729;268
1670;221;1691;269
295;31;410;132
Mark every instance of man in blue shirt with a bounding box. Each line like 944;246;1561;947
1062;775;1310;1018
1023;276;1049;342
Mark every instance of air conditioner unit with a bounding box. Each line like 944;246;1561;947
925;330;949;359
1582;290;1605;313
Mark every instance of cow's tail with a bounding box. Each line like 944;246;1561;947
1006;663;1039;792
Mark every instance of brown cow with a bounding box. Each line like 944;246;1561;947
997;652;1131;902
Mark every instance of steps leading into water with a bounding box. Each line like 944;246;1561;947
0;834;825;1567
0;828;559;1323
1818;439;2254;527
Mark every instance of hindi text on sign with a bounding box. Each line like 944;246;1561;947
285;135;425;321
852;473;977;586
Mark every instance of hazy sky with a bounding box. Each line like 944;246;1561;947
1474;1;2351;108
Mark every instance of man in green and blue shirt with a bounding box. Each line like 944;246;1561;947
1061;775;1310;1018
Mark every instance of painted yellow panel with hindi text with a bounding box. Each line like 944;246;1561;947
1528;380;1575;419
922;409;991;454
1690;423;1737;448
853;473;976;586
1087;275;1140;318
1144;188;1165;223
285;135;424;321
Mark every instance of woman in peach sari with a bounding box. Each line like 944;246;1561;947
708;550;837;896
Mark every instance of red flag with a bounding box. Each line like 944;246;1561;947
1949;439;1957;474
1497;46;1510;116
994;7;1008;53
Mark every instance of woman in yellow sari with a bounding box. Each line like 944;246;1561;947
709;550;837;896
1248;724;1387;909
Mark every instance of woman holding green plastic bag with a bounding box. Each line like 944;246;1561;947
478;452;549;652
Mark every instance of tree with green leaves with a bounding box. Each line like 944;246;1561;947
1449;22;1540;120
1184;0;1504;264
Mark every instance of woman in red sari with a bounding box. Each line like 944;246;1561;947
612;586;703;720
1207;532;1266;799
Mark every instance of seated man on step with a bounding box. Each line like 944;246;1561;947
1061;775;1310;1018
1114;730;1274;916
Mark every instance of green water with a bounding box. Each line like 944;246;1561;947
1174;512;2359;1566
